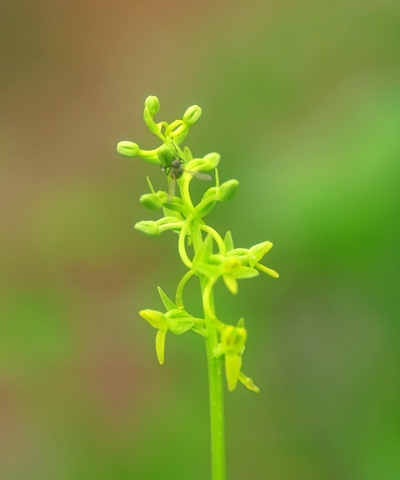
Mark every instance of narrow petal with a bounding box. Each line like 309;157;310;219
238;371;260;393
256;263;279;278
155;329;167;365
225;354;242;391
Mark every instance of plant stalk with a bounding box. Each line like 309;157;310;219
190;219;226;480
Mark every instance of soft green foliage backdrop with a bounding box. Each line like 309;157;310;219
1;1;399;479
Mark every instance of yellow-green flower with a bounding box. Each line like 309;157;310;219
193;234;260;294
226;237;279;279
214;323;260;393
139;287;207;364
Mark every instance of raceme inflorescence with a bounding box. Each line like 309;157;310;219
117;95;279;478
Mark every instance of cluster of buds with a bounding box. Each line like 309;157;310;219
117;95;203;164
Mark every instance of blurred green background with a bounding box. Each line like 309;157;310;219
1;1;400;479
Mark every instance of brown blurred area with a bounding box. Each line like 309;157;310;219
1;1;211;296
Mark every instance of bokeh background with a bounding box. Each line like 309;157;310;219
1;1;400;479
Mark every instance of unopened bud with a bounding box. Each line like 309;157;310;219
217;179;239;202
144;95;160;115
139;193;164;210
157;144;175;168
134;220;160;236
117;141;140;157
201;153;220;171
183;105;202;126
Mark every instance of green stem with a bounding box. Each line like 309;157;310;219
159;222;184;233
200;225;226;255
203;277;226;331
190;220;226;480
180;175;205;224
178;216;194;269
175;269;195;309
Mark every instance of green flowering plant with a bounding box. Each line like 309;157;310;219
117;96;278;480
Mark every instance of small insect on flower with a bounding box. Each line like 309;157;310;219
162;150;212;203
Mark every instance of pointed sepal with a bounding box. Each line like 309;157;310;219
224;231;234;252
157;287;178;311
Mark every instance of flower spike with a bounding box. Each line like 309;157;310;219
118;94;279;480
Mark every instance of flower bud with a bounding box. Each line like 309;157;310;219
197;153;220;172
117;141;140;157
134;220;160;236
217;179;239;202
183;105;202;126
139;193;163;210
196;187;218;217
144;95;160;115
157;144;175;168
